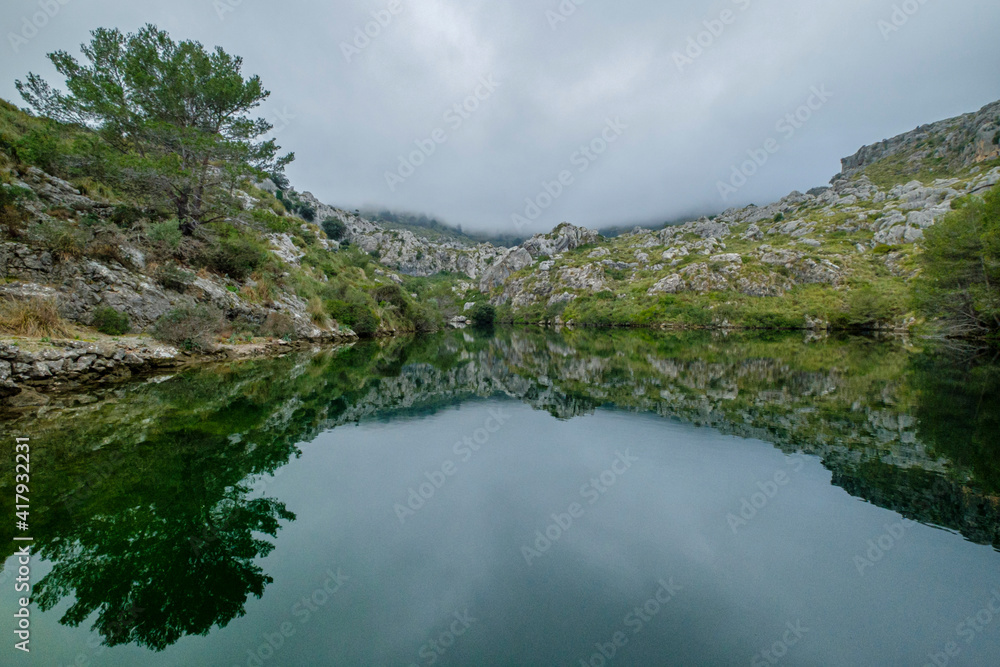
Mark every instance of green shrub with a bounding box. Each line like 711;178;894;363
16;126;61;173
91;306;131;335
373;283;409;312
252;209;294;233
0;185;32;238
155;263;195;292
109;205;146;229
298;204;316;222
773;213;784;222
207;237;268;281
35;221;88;259
830;287;903;329
152;304;225;350
470;303;497;327
321;218;347;241
916;183;1000;335
149;219;183;249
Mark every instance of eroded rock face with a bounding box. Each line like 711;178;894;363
521;223;601;258
479;247;534;292
839;99;1000;178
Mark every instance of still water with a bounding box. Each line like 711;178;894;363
1;329;999;666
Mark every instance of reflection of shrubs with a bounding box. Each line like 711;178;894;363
155;263;196;292
152;304;225;350
470;303;496;327
206;237;268;281
91;306;130;335
260;312;297;339
0;297;70;338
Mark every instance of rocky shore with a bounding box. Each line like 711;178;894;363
0;332;357;408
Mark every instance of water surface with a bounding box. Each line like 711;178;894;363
1;329;998;666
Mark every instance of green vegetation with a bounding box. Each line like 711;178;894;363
321;217;347;241
91;306;131;335
152;304;226;350
917;185;1000;337
0;26;457;341
16;25;292;235
470;303;496;327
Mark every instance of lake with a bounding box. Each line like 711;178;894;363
1;328;999;666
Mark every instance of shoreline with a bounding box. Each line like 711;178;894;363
0;332;359;408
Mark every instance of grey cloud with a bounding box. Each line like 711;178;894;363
1;0;998;234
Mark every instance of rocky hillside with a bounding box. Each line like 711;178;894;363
839;99;1000;183
476;99;1000;331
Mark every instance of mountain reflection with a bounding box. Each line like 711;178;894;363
1;329;997;651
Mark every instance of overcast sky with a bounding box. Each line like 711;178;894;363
2;0;999;234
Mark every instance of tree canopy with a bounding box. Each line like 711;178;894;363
16;24;292;234
917;183;1000;338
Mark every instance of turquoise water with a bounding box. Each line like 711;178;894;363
1;329;999;665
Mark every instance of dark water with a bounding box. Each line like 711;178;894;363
1;329;999;666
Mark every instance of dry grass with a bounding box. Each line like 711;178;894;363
0;297;72;338
307;296;329;327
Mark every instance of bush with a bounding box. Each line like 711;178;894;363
326;299;380;337
155;263;195;292
260;312;296;339
35;221;88;259
0;185;31;238
298;204;316;222
830;287;902;329
207;236;268;281
373;283;409;312
251;209;294;233
149;220;183;248
109;204;146;229
16;126;61;173
152;304;225;350
321;218;347;241
470;303;497;327
0;297;70;338
91;306;131;335
917;183;1000;336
